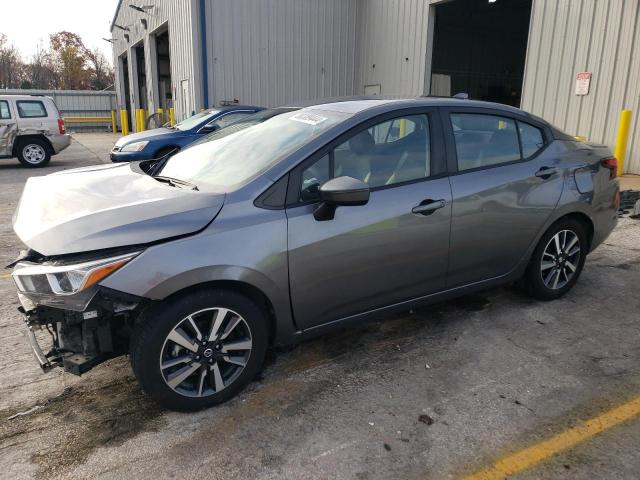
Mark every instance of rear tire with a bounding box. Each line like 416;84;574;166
522;218;588;300
130;289;268;412
17;138;51;168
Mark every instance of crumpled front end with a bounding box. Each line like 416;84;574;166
12;249;150;375
19;287;147;375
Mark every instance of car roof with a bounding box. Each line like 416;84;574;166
0;94;52;101
292;96;529;116
216;105;263;112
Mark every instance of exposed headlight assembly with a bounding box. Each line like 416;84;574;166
12;252;139;296
120;141;149;152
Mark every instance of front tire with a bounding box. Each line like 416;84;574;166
131;289;268;412
522;218;588;300
17;138;51;168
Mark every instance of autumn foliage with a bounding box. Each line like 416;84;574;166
0;31;113;90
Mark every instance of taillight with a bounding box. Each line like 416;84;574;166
601;157;617;179
58;118;66;135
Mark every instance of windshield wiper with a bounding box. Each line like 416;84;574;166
154;175;199;191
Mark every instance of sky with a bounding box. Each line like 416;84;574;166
0;0;120;64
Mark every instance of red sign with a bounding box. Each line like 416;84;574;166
575;72;592;95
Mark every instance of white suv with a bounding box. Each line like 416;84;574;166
0;94;71;167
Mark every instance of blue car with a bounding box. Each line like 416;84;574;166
110;105;263;162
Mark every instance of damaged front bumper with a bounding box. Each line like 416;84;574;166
19;287;149;375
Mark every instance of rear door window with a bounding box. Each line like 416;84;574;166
450;114;521;171
0;100;11;119
17;100;48;118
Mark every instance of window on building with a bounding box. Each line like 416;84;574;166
17;101;47;118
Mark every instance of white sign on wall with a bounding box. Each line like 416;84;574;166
575;72;592;95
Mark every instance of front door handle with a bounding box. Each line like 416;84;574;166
535;166;558;179
412;199;446;216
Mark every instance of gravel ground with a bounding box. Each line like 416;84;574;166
0;135;639;480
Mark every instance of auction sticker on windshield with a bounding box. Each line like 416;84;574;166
289;112;328;126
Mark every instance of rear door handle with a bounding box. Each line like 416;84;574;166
535;167;558;179
412;199;446;215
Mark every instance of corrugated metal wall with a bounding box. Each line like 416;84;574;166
109;0;640;173
111;0;201;121
0;89;117;130
521;0;640;174
355;0;431;97
203;0;359;107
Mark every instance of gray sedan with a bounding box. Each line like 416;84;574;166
11;97;619;411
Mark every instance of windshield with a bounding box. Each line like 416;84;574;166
183;108;297;150
174;109;220;131
159;109;349;190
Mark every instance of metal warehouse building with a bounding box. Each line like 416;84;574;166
111;0;640;173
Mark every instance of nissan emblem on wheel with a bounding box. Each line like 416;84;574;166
9;97;619;411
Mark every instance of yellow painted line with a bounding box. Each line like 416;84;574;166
464;396;640;480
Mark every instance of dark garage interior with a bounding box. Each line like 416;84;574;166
430;0;533;106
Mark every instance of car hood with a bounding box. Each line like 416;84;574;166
13;163;224;256
114;127;181;147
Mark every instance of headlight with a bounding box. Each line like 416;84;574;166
12;252;139;296
120;141;149;152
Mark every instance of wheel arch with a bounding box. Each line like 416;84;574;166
558;211;594;249
158;280;279;345
12;134;54;157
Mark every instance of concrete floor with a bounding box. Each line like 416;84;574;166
0;134;639;480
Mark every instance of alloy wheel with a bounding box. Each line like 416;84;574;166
540;229;581;290
159;307;253;397
23;144;46;164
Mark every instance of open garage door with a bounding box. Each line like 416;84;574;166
429;0;533;107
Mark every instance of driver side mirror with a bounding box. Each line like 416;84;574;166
313;176;370;221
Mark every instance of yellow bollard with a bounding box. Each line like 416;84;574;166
136;109;146;132
614;109;632;176
169;108;175;127
157;107;164;125
399;118;406;138
574;135;588;142
120;109;129;136
111;110;117;133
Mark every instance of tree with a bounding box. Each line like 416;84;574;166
84;47;113;90
23;42;59;89
49;31;90;89
0;33;25;89
0;31;113;91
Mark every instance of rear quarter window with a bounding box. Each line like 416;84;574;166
0;100;11;119
518;122;545;158
17;100;48;118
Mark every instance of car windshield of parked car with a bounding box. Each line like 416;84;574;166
183;108;297;150
159;109;348;190
173;109;221;131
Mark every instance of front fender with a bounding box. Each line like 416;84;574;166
100;205;297;344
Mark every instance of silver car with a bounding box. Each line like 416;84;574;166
0;94;71;167
10;98;619;411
